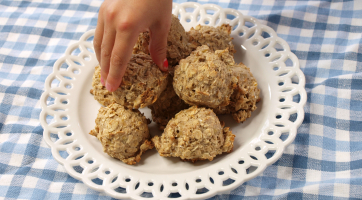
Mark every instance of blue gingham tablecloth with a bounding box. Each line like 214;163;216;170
1;0;361;199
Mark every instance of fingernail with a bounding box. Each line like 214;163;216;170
101;76;105;86
163;58;168;69
106;82;113;92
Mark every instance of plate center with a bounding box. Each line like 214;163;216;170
76;55;268;174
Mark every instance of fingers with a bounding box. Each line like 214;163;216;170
94;0;173;91
105;29;139;92
94;6;104;64
95;0;118;86
99;24;116;86
149;22;170;72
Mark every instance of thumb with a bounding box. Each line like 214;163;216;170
149;23;170;72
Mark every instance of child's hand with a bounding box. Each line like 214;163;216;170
94;0;172;92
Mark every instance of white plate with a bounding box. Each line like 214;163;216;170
40;2;307;200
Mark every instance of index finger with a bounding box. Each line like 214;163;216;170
93;1;107;65
105;28;139;92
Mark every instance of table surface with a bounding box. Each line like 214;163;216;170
1;0;361;199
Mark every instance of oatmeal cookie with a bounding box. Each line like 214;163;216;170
112;53;168;109
214;62;260;123
152;106;235;162
90;66;115;106
148;76;189;130
133;15;190;73
133;30;150;55
173;45;237;108
187;24;235;54
89;103;154;165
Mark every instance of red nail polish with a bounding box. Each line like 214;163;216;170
163;59;168;69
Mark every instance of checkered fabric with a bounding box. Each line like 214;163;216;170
0;0;361;199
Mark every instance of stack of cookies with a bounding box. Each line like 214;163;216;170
89;15;260;165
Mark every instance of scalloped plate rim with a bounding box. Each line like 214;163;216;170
40;2;307;199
